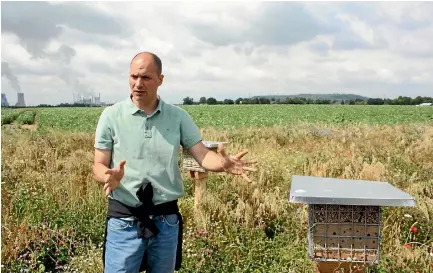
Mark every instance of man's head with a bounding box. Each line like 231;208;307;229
129;52;164;104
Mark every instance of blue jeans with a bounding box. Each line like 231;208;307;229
104;214;179;273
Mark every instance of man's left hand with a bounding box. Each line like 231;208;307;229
217;143;257;182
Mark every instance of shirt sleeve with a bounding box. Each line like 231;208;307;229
94;108;113;150
179;109;202;149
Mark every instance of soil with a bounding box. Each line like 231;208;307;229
20;121;38;131
2;120;38;132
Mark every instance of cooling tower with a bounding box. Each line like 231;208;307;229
15;92;26;107
1;93;9;107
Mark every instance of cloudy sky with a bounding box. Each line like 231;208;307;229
1;1;433;106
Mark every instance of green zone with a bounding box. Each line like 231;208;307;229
1;109;36;125
1;105;432;132
33;105;433;132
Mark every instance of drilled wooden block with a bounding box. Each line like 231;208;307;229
309;204;381;264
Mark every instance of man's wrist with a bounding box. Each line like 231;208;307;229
201;150;225;172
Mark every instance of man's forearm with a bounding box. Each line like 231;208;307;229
93;163;109;184
200;150;225;172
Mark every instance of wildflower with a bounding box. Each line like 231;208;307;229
410;226;418;233
348;151;353;156
404;214;413;218
18;226;25;232
404;243;411;249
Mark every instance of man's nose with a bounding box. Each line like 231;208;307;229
136;77;144;86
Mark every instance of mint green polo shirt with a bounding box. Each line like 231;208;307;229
94;96;202;207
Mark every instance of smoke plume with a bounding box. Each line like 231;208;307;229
1;61;21;93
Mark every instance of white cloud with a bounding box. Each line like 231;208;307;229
1;1;432;106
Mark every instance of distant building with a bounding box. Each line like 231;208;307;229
1;93;9;107
416;103;432;106
74;93;104;106
16;92;26;107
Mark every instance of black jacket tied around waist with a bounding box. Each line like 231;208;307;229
102;182;183;272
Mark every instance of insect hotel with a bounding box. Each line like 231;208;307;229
182;141;229;209
289;175;416;273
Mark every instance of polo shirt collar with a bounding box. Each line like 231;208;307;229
127;95;164;115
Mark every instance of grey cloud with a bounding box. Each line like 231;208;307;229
1;62;21;93
196;70;222;82
309;41;330;53
339;2;433;31
332;33;388;51
87;61;124;75
187;2;332;47
45;44;77;65
59;68;95;98
1;1;129;99
1;1;128;58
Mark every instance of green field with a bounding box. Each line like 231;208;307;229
2;105;433;132
1;105;432;273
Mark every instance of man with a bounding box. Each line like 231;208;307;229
92;52;256;273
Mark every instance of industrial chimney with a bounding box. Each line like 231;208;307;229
15;92;26;107
1;93;9;107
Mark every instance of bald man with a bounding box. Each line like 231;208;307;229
92;52;256;273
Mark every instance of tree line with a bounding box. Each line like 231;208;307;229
183;96;433;105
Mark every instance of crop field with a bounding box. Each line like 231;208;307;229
2;104;433;131
1;105;433;273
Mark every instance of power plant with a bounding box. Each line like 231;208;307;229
1;93;26;107
1;93;9;107
16;92;26;107
74;93;103;106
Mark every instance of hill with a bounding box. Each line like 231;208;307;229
252;93;369;101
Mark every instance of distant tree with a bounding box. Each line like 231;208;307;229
392;96;412;105
224;99;234;104
423;97;433;103
183;97;194;105
235;98;243;104
367;98;384;105
199;97;207;104
412;96;424;105
206;97;217;105
259;98;270;104
341;100;345;105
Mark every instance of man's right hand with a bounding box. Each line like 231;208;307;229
103;160;126;197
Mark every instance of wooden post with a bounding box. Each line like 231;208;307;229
182;141;229;230
189;170;208;209
189;170;208;230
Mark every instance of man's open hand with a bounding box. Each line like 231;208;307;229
217;143;257;182
104;160;126;197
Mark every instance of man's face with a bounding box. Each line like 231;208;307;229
129;56;163;103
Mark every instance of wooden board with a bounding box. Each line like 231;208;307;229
316;261;367;273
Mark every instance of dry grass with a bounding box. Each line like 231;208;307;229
1;124;432;272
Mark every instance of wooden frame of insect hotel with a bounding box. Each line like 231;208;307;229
182;141;229;172
182;141;229;215
289;175;416;273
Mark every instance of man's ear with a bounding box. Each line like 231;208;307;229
158;74;164;86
